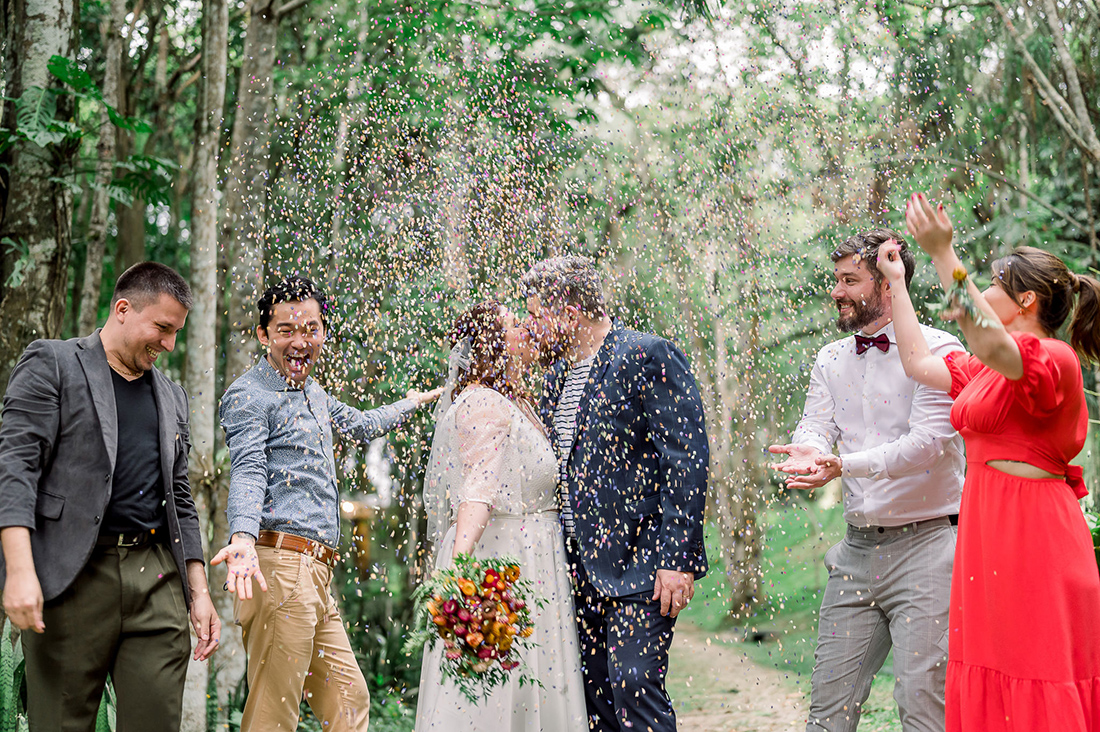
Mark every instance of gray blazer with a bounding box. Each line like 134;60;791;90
0;331;204;605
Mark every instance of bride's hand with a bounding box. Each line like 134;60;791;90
408;386;447;405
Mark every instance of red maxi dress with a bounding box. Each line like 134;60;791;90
943;332;1100;731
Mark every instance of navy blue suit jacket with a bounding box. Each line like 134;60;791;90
541;325;709;597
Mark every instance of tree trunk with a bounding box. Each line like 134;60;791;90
222;0;280;385
180;0;234;725
76;0;126;335
0;0;79;390
116;196;146;271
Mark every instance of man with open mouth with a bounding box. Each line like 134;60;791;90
213;275;441;732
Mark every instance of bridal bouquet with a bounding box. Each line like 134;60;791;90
405;554;538;703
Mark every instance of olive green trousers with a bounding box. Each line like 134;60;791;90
22;542;190;732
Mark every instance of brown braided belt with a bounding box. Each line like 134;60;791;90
256;530;340;568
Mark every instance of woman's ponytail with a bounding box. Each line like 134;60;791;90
1069;273;1100;365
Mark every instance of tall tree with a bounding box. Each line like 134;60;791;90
222;0;307;385
0;0;80;386
181;0;231;724
76;0;126;335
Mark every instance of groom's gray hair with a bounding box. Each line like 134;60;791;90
520;256;607;319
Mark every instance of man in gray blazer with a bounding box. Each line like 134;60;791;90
0;262;220;731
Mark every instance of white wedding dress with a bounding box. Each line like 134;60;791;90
413;386;587;732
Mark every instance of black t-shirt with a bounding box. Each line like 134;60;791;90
104;369;167;534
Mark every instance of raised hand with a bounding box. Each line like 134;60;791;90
211;537;268;600
877;239;906;286
905;193;955;259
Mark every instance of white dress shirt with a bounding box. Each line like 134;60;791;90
791;321;965;527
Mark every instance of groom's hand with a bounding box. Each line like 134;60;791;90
653;569;694;618
768;443;839;490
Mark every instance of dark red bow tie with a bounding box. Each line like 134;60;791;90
854;333;890;354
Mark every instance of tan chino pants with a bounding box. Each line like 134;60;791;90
236;546;369;732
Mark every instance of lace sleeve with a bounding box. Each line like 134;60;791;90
453;388;515;507
423;387;518;554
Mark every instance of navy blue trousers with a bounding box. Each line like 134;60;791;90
571;555;678;732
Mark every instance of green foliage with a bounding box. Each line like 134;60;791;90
1;238;31;289
0;620;28;732
93;681;115;732
1086;511;1100;570
109;156;177;207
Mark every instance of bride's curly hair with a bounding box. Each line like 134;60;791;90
447;300;526;401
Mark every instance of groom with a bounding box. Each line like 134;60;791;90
521;256;709;732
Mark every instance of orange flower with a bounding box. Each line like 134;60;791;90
466;631;484;647
952;267;967;283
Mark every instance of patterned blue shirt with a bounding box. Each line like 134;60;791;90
221;356;417;547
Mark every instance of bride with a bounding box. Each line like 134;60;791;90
413;300;587;732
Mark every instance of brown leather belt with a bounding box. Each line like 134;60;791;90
256;531;340;568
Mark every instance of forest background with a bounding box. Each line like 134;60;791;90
2;0;1099;728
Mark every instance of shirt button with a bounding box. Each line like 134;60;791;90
105;473;111;482
877;527;885;534
94;515;101;524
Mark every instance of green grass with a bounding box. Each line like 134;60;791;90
678;497;902;731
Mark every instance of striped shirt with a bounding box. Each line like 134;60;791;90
554;356;593;538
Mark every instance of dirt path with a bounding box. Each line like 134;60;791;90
667;623;808;732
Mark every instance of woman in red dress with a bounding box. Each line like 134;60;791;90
876;193;1100;731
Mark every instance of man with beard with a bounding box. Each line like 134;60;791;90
212;276;440;732
520;256;709;732
769;229;964;732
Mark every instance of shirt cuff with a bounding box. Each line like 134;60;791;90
791;434;832;455
841;452;871;479
228;518;260;542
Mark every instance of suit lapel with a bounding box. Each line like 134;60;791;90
76;332;118;473
151;368;176;494
571;325;621;458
